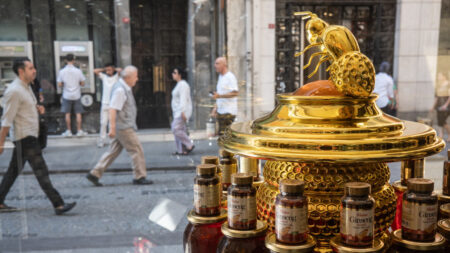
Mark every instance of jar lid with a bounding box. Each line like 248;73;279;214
437;219;450;240
344;182;371;196
219;149;233;158
440;203;450;216
391;229;446;251
187;209;227;225
201;155;219;165
220;158;237;165
196;164;216;175
265;232;316;253
329;236;384;253
437;190;450;202
392;181;407;192
221;220;268;238
280;179;305;194
232;173;253;185
407;178;434;193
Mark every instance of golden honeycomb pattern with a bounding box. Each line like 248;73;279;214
329;51;375;97
263;161;390;193
257;161;397;252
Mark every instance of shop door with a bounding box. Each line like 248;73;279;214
130;0;187;128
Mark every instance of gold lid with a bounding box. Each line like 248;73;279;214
196;164;216;175
219;149;233;158
437;190;450;202
187;209;227;225
201;156;219;165
407;178;434;193
391;229;446;251
265;232;316;253
329;236;384;253
392;181;407;192
437;219;450;240
280;179;305;194
344;182;371;196
440;203;450;216
232;173;253;185
220;157;237;165
221;220;268;238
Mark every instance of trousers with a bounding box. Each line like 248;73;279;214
171;116;193;153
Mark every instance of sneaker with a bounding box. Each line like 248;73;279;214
61;130;72;137
86;173;103;187
55;202;76;215
0;204;20;213
133;178;154;185
76;130;87;137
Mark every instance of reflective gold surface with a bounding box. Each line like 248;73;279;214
265;232;316;253
329;236;384;253
221;220;268;239
391;229;446;251
186;209;227;225
219;95;444;163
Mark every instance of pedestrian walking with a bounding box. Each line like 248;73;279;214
0;58;76;214
430;72;450;141
57;53;87;137
30;78;48;149
210;57;239;135
94;63;122;147
86;66;153;186
170;67;194;155
373;61;395;115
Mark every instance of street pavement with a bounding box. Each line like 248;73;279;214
0;129;447;252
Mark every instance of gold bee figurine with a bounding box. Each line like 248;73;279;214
294;11;375;97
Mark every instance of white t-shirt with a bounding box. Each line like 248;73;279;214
216;72;238;115
57;64;86;100
109;79;130;111
99;72;119;105
373;72;394;108
171;80;192;120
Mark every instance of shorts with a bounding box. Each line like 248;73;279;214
61;98;84;114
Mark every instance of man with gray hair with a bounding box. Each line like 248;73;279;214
86;66;153;186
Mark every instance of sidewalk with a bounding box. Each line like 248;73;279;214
0;129;220;174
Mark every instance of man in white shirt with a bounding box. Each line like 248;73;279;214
87;66;153;186
0;58;76;214
373;61;395;115
94;63;122;147
57;54;86;137
170;67;194;155
211;57;239;135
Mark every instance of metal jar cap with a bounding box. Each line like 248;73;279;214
232;173;253;185
265;232;316;253
392;229;446;251
280;179;305;194
201;156;219;165
221;220;267;239
196;164;216;175
407;178;434;193
344;182;371;196
187;209;227;225
437;219;450;240
219;149;233;158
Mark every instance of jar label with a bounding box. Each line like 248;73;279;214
194;183;220;210
228;195;256;228
401;201;437;232
221;164;236;184
275;204;308;238
340;207;374;244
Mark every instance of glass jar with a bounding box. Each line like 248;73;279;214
227;173;257;230
183;209;227;253
217;220;270;253
220;157;237;191
443;150;450;196
389;229;446;253
275;179;308;244
340;182;375;247
201;155;221;181
440;203;450;219
402;178;438;242
330;236;385;253
194;164;221;216
265;232;316;253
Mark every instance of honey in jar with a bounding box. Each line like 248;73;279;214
194;164;221;216
340;182;375;247
227;173;257;230
275;179;308;244
402;178;438;242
